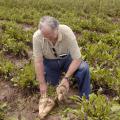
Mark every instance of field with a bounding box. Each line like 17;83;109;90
0;0;120;120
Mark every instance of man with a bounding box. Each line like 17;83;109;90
33;16;90;99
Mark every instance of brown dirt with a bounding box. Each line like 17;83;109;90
5;53;30;69
111;17;120;23
0;80;78;120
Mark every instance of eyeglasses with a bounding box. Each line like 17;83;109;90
52;48;57;57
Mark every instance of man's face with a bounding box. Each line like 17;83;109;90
40;24;58;40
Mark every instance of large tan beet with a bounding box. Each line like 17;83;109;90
39;97;55;119
56;84;69;102
39;97;48;115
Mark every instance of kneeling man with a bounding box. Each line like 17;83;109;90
33;16;91;100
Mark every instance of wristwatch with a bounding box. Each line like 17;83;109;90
63;77;69;80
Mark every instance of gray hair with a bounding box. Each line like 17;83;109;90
38;16;59;30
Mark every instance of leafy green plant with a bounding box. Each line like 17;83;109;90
0;0;120;118
0;21;35;57
1;37;28;57
76;28;120;97
62;94;120;120
0;21;34;43
11;63;37;89
0;53;15;79
0;102;7;120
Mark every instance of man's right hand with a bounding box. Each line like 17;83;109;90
34;57;47;97
39;82;47;97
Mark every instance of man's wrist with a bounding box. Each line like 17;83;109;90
39;80;46;85
63;76;70;80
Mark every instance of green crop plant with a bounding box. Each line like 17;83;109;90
62;93;120;120
11;63;37;89
0;0;120;119
0;53;15;79
0;21;34;43
0;102;7;120
1;34;29;57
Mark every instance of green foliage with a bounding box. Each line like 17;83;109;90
79;15;118;33
77;28;120;96
0;102;7;120
0;0;120;119
0;53;15;79
1;35;28;57
11;63;37;89
0;21;33;43
0;21;34;57
62;94;120;120
0;0;120;27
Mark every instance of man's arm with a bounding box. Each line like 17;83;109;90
64;59;81;78
32;30;47;96
59;59;81;94
65;26;82;78
60;25;82;87
34;57;47;95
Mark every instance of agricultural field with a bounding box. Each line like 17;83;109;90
0;0;120;120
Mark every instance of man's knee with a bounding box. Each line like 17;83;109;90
74;61;90;79
78;61;89;72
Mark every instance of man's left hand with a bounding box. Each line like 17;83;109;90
60;78;69;91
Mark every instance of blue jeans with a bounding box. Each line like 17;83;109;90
43;54;91;99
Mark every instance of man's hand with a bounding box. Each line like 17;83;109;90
39;82;47;97
34;57;47;97
56;78;69;102
60;78;69;91
64;59;81;80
